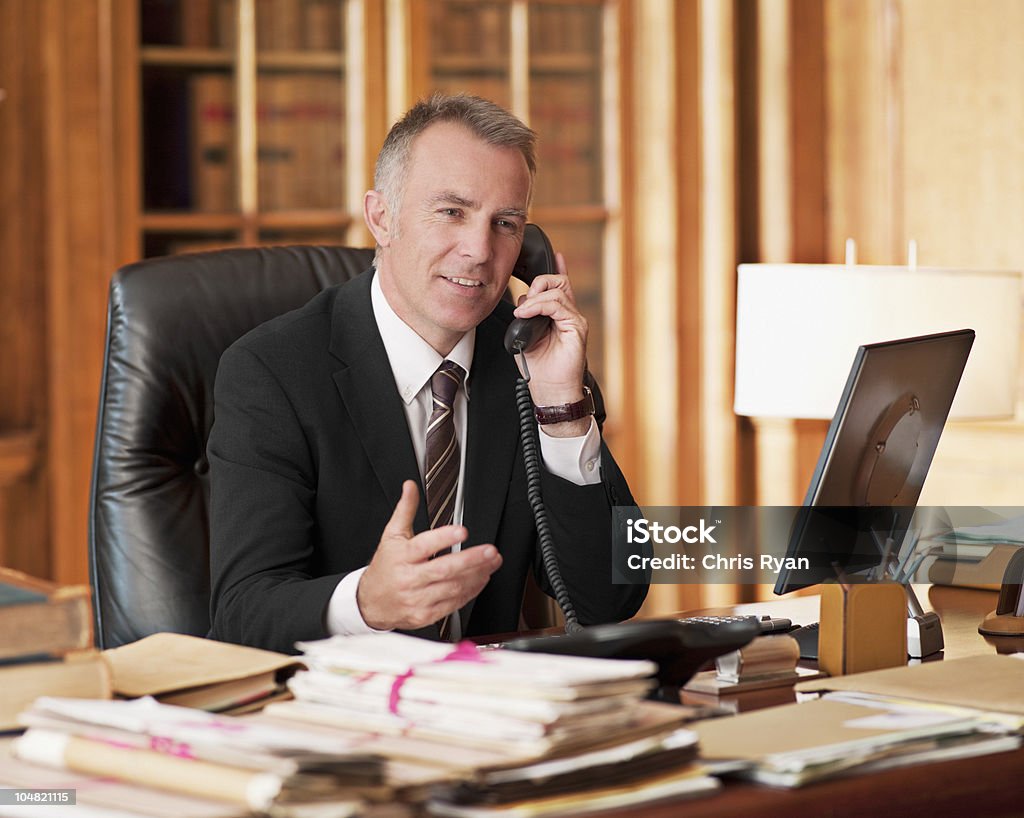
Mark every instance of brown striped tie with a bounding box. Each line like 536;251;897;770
425;360;465;641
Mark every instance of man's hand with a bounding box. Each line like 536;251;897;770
356;480;503;631
513;251;591;437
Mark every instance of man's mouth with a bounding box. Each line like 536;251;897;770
444;276;484;288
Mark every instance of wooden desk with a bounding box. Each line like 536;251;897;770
609;586;1024;818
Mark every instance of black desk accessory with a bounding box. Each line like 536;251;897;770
503;618;760;702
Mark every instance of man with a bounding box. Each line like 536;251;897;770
208;94;645;654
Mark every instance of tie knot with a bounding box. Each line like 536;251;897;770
431;360;465;407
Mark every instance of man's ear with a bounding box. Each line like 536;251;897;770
363;190;392;247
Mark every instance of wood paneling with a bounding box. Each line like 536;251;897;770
1;0;50;577
43;0;122;583
825;0;1024;506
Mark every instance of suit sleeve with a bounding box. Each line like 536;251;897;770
535;438;649;625
207;342;340;654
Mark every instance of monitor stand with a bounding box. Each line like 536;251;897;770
906;585;944;657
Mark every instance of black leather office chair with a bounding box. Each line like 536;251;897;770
88;245;375;649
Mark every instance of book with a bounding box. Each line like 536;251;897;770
0;567;92;662
302;0;342;51
0;651;111;732
181;0;216;47
102;632;304;714
190;72;236;212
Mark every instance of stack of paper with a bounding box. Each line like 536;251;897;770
266;633;720;812
9;696;386;815
276;633;661;756
797;653;1024;730
694;695;1020;787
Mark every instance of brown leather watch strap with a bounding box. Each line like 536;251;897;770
533;386;596;425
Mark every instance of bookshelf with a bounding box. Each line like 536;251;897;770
135;0;360;257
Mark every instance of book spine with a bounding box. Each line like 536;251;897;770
190;73;236;212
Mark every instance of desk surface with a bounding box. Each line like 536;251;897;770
611;586;1023;818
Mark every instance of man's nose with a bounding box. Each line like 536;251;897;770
458;222;493;264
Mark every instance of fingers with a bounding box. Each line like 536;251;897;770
358;480;504;630
360;545;502;631
382;480;420;539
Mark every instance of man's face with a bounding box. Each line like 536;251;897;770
369;122;532;355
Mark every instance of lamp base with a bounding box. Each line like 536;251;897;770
979;611;1024;637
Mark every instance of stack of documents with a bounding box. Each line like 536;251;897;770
8;696;386;816
276;633;662;756
265;633;720;813
797;653;1024;729
696;660;1023;788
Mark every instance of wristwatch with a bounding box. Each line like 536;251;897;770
534;387;596;425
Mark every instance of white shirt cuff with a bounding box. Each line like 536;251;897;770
325;567;391;636
538;417;602;485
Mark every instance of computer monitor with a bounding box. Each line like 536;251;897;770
774;329;975;595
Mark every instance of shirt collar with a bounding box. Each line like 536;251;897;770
371;271;475;405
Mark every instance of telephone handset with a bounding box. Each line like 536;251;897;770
503;224;555;354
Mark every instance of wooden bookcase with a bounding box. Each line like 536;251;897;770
127;0;383;259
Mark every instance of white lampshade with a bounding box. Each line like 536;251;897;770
734;264;1022;420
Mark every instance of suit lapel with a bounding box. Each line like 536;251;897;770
329;272;430;533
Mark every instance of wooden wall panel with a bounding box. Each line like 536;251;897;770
897;0;1024;504
824;0;900;264
0;0;50;577
44;0;121;584
899;0;1024;272
825;0;1024;507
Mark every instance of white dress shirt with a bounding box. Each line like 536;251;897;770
325;273;602;636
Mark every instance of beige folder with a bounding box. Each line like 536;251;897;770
797;653;1024;716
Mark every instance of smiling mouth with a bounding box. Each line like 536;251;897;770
444;276;484;288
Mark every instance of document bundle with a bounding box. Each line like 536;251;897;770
695;653;1024;787
10;695;384;816
1;633;723;816
266;633;721;814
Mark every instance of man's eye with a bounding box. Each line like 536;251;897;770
440;208;461;218
495;219;519;232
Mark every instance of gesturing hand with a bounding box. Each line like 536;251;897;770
356;480;503;631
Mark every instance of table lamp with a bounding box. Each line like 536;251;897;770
734;251;1021;422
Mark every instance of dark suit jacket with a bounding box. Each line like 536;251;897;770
208;269;646;654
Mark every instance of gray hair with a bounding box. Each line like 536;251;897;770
374;93;537;216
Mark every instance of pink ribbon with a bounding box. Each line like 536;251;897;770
387;640;489;715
